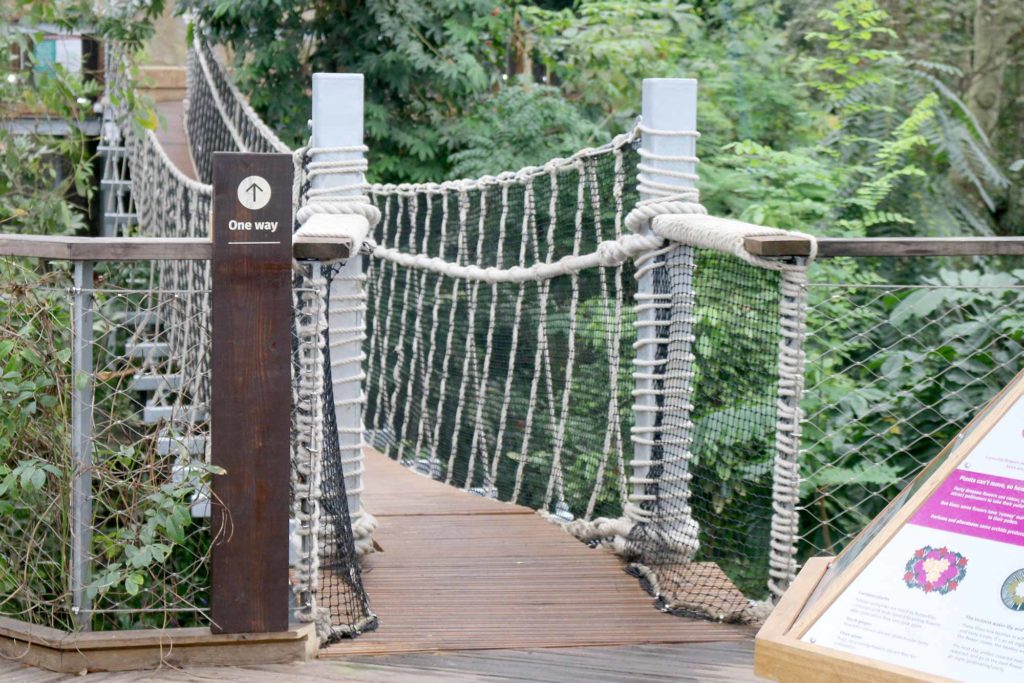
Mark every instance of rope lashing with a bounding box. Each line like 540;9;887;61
291;142;382;640
651;214;818;272
625;123;706;234
294;146;382;262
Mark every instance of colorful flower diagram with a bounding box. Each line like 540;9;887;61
903;546;968;595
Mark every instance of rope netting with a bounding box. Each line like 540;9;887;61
359;140;811;619
181;32;817;622
365;144;638;516
185;34;289;184
93;43;375;641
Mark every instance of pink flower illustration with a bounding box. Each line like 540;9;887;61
904;545;967;595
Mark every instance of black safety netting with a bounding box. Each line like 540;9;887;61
315;264;377;639
289;269;377;639
626;245;784;620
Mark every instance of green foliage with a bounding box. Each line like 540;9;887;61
446;83;601;178
0;262;216;629
181;0;506;182
0;0;163;235
800;265;1024;555
522;0;700;126
805;0;898;103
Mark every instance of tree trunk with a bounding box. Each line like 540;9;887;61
966;0;1020;142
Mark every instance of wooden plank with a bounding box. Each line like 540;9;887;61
754;636;949;683
0;234;212;261
1;641;763;681
743;236;815;258
153;100;198;178
755;557;830;642
210;152;294;634
293;240;353;262
340;642;762;682
0;620;314;675
745;235;1024;258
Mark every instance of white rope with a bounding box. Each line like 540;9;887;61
364;193;391;440
544;161;587;509
291;267;328;621
769;265;810;597
464;186;503;493
362;231;662;283
375;194;405;455
190;36;247;153
586;156;618;521
429;193;466;478
651;213;818;272
392;196;422;463
193;35;291;154
413;193;447;466
371;130;638;198
445;191;479;485
489;181;532;489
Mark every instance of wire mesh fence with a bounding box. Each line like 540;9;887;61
799;259;1024;562
0;256;213;631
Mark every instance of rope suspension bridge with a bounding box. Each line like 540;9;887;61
182;32;814;643
0;29;830;674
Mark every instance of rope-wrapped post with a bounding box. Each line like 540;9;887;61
626;78;703;565
306;74;378;559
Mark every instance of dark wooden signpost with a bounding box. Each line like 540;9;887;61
210;153;293;634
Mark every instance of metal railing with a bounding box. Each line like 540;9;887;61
786;238;1024;562
0;246;212;631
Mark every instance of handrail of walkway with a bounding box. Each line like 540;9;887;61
0;234;349;261
12;231;1019;264
746;235;1024;258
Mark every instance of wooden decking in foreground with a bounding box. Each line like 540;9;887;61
323;449;754;656
0;447;765;680
1;641;762;681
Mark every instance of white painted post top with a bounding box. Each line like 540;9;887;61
640;78;698;202
310;73;365;196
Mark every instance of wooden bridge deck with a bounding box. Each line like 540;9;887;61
153;100;198;181
323;449;754;656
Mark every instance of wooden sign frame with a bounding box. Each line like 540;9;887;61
210;152;294;634
756;369;1024;683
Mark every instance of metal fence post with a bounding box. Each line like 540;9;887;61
70;259;95;630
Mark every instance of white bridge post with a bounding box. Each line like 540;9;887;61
630;78;701;560
310;74;371;550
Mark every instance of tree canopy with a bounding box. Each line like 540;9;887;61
182;0;1022;237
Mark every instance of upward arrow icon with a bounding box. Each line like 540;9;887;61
246;183;263;203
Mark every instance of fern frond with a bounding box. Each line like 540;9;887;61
911;69;992;149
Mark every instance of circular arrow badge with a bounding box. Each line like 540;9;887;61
237;175;271;211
